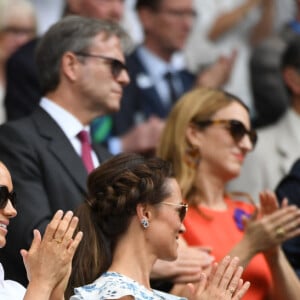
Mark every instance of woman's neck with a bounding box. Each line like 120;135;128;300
108;228;156;289
191;170;227;210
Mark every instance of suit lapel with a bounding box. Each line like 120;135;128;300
32;108;87;193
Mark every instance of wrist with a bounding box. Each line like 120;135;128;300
264;246;281;263
240;234;259;257
25;280;53;299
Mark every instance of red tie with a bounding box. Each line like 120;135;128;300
77;130;94;173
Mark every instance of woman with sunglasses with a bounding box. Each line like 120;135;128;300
157;87;300;300
0;160;83;300
67;152;250;299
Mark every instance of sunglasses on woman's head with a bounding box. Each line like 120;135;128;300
160;202;188;221
194;119;257;148
0;185;16;209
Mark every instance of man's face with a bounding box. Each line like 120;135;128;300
69;0;124;22
75;33;130;117
142;0;195;58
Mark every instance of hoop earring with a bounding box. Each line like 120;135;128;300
184;145;200;169
141;217;149;229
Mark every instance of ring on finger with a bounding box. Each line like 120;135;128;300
54;238;63;244
228;287;235;294
275;227;286;238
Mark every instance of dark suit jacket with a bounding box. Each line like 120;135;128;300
251;24;299;128
0;107;112;285
276;158;300;278
112;48;195;135
4;38;41;121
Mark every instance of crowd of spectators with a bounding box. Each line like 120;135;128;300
1;0;300;299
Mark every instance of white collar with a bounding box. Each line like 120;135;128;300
39;97;91;139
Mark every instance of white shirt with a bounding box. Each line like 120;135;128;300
39;97;100;168
136;46;186;108
0;263;26;300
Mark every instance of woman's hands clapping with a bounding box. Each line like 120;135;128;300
242;191;300;255
181;256;250;300
21;210;83;300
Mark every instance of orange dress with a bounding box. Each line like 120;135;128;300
183;197;273;300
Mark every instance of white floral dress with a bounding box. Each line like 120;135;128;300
70;271;186;300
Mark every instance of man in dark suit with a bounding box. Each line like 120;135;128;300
0;15;129;285
110;0;235;155
276;158;300;278
108;0;195;155
4;0;126;121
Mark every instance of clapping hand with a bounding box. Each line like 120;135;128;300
21;210;83;300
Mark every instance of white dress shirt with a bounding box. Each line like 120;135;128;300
39;97;100;168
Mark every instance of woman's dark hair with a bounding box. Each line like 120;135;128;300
66;153;173;298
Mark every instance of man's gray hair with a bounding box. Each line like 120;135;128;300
36;15;130;94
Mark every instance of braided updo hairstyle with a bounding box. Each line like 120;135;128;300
66;153;174;297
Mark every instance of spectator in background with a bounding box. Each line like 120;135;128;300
228;37;300;203
184;0;275;119
157;87;300;300
4;0;126;121
250;0;300;128
110;0;235;156
0;0;36;124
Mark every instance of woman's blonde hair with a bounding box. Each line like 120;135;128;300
157;87;248;200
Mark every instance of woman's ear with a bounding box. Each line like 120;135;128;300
136;203;152;229
136;203;151;220
185;123;203;148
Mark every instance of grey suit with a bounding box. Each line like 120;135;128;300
227;109;300;202
0;107;112;285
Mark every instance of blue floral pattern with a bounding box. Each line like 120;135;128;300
70;272;186;300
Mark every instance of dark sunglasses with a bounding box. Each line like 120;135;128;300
161;202;188;222
0;185;16;209
74;52;128;78
195;119;257;148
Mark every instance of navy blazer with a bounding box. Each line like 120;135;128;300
112;48;195;135
0;107;112;285
276;158;300;278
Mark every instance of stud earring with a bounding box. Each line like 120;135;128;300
141;217;149;229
